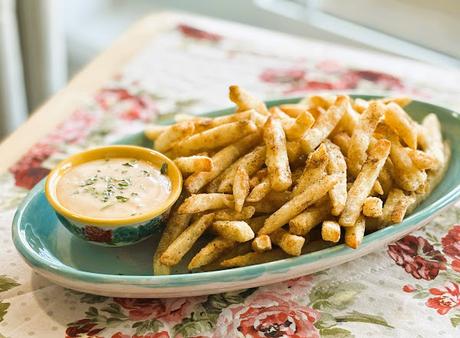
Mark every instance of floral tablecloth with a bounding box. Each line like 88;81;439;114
1;15;460;338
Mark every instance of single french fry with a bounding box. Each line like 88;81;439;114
385;102;417;149
321;220;341;243
271;228;305;256
212;221;254;242
174;156;213;174
229;85;269;115
246;176;271;202
339;139;391;227
218;146;266;193
286;141;304;165
331;132;351;156
301;95;336;109
264;116;292;191
174;120;258;156
362;197;383;218
279;103;310;117
345;215;366;249
300;95;348;153
185;132;260;193
324;140;347;215
145;124;168;141
220;249;289;268
155;121;195;152
289;203;330;235
408;149;437;170
285;110;315;140
348;101;384;177
381;96;412;107
160;213;215;266
188;237;236;270
292;144;329;196
382;188;415;224
333;102;360;136
378;159;394;196
153;197;192;275
419;113;445;170
252;235;272;252
233;166;250;212
201;242;253;271
214;206;255;221
178;193;233;214
353;98;369;113
259;175;338;235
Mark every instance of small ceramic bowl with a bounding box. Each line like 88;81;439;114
45;145;182;246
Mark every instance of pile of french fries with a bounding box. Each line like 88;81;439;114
145;85;449;274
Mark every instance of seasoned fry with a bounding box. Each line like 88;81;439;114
188;237;236;270
289;203;330;235
212;221;254;242
292;144;329;196
279;103;309;118
345;216;366;249
324;140;347;215
271;228;305;256
362;197;383;218
382;188;415;224
381;96;412;107
264;117;292;191
385;102;417;149
286;141;303;165
348;101;384;177
145;124;168;141
331;132;351;156
333;102;360;135
419;113;445;170
185;133;260;193
174;120;257;156
218;146;266;193
321;221;341;243
246;176;271;202
233;166;250;212
155;121;195;152
252;235;272;252
259;175;338;235
220;249;289;268
353;98;369;113
339;139;391;227
214;206;255;221
300;95;348;153
390;141;427;192
229;85;269;115
408;149;437;170
285;110;315;140
178;193;234;214
160;213;214;266
174;155;213;174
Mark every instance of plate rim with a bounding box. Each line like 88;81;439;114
12;95;460;288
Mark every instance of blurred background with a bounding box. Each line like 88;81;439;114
1;0;459;139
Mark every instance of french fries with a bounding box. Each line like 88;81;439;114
149;87;448;274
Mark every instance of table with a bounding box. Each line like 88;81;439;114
1;11;460;338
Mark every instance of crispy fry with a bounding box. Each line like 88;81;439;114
324;140;347;215
185;133;260;193
286;141;304;165
407;149;437;170
382;188;415;224
145;124;168;141
321;220;341;243
174;155;213;174
252;235;272;252
279;104;310;117
289;203;330;235
229;85;269;115
214;206;255;221
353;98;369;113
333;102;360;135
246;176;271;202
218;146;266;193
292;144;329;196
264;116;292;191
270;106;295;130
155;121;195;152
348;101;384;177
271;228;305;256
259;175;338;235
300;95;348;153
385;102;417;149
391;142;427;192
233;166;250;212
178;194;233;214
188;237;236;270
345;215;365;249
381;96;412;107
212;221;254;242
419;113;445;170
285;110;315;140
339;139;391;227
220;249;289;268
363;197;383;218
160;213;214;266
331;132;351;156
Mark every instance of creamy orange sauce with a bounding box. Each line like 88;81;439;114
56;158;171;219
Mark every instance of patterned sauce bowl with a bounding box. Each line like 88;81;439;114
44;145;182;246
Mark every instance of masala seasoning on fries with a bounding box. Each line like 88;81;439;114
145;85;449;274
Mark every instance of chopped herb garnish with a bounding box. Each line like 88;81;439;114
115;195;129;202
117;179;130;189
122;160;137;167
81;177;97;187
131;192;139;197
100;203;115;210
160;163;168;175
142;170;151;176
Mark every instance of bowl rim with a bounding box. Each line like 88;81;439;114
44;145;182;227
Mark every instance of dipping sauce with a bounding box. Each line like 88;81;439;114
56;158;171;219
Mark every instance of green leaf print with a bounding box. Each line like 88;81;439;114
0;275;19;293
132;319;163;335
450;314;460;328
336;311;393;328
320;327;353;338
309;280;362;310
79;294;108;304
0;302;10;322
173;307;217;337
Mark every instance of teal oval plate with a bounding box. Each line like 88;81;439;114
12;96;460;298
